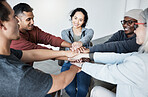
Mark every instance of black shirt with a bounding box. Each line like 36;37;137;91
0;49;52;97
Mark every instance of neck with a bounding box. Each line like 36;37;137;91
73;27;82;36
0;39;11;55
19;28;27;33
126;32;135;38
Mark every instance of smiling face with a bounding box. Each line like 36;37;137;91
72;11;84;29
122;16;137;37
1;1;20;40
16;11;34;32
134;21;146;45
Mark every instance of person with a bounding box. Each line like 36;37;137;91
82;9;142;53
70;8;148;97
10;3;74;66
0;0;80;97
61;8;94;97
79;9;143;92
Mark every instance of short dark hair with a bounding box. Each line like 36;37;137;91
13;3;33;16
70;8;88;27
0;0;10;22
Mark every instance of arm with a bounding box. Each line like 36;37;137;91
10;38;49;50
61;41;72;48
82;55;145;85
21;49;77;63
68;52;134;64
61;30;72;44
79;29;94;45
89;38;140;53
47;65;80;93
37;27;64;47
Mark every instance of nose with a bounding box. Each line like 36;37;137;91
31;19;34;25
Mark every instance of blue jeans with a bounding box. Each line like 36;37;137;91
45;94;52;97
61;62;91;97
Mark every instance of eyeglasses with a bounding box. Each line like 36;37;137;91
134;23;147;29
121;20;137;26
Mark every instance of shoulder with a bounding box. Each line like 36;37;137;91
83;28;94;34
114;30;124;35
61;28;71;34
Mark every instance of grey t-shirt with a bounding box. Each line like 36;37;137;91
0;49;52;97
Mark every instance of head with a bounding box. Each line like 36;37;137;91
70;8;88;28
13;3;34;32
134;8;148;53
0;0;20;40
121;9;143;37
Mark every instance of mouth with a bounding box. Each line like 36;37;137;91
74;23;79;27
124;27;130;31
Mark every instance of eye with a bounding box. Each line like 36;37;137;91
26;18;31;21
80;19;83;22
74;17;77;19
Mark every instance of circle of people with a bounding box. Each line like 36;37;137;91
0;0;148;97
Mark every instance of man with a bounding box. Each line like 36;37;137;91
10;3;74;65
0;0;80;97
83;9;142;53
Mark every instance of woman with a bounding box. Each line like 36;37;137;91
71;8;148;97
61;8;94;97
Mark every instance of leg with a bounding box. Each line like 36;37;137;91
76;71;91;97
61;62;77;97
90;86;116;97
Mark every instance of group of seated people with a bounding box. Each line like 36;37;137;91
0;0;148;97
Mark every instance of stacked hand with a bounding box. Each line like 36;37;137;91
71;41;86;53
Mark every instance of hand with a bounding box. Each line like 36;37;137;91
75;46;86;53
71;41;83;51
68;53;89;61
81;48;90;53
65;50;78;58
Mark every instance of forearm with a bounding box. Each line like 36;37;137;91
48;65;78;93
21;49;67;63
56;56;68;61
61;41;72;48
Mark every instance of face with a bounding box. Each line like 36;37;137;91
17;11;34;31
122;16;137;35
72;11;84;29
1;2;20;40
134;21;146;45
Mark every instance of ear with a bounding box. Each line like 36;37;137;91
0;21;3;29
15;16;21;23
0;21;7;30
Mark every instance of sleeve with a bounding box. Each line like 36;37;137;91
61;30;72;43
79;29;94;45
18;67;53;97
37;27;64;47
89;38;140;53
92;52;133;64
10;37;49;50
10;48;23;59
82;55;145;86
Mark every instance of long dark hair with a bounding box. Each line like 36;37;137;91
70;8;88;27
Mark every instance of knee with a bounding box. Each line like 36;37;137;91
90;86;115;97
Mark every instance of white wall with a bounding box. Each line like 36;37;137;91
7;0;148;40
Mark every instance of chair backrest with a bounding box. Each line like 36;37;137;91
58;47;65;66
